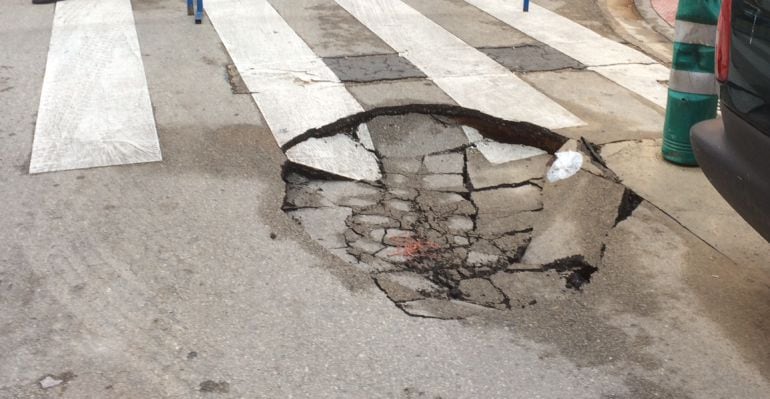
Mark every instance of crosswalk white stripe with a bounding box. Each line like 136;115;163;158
29;0;161;174
334;0;584;129
464;0;670;108
589;64;670;108
465;0;654;66
205;0;364;147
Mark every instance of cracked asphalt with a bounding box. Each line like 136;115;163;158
2;0;770;398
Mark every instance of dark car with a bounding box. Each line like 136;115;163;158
691;0;770;241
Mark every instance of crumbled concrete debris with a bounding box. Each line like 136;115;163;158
384;173;410;187
467;251;499;266
375;246;409;263
307;180;381;205
523;171;625;266
286;134;381;181
288;207;352;249
490;270;567;307
421;174;466;192
453;236;470;246
472;185;543;214
446;215;474;233
423;153;464;174
352;214;396;227
389;187;419;200
399;299;490;319
367;114;468;157
458;278;505;306
285;184;335;209
376;272;443;302
467;148;551;189
384;229;415;245
350;238;385;254
383;157;422;174
385;199;412;212
369;229;386;242
474;141;549;164
282;112;627;318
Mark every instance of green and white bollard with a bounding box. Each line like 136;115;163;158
662;0;721;165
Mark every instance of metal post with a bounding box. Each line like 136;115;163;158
662;0;721;165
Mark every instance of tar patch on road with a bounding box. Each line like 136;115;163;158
281;106;631;320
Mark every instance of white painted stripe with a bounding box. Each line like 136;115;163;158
334;0;583;129
464;0;655;66
589;64;670;108
464;0;675;108
669;70;718;95
205;0;363;147
30;0;160;174
674;21;717;46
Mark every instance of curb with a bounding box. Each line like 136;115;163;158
634;0;675;41
597;0;674;63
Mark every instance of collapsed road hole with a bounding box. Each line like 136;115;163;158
281;106;629;319
615;189;644;226
541;256;599;290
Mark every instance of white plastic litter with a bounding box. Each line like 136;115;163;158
546;151;583;182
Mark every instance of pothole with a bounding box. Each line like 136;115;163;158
282;106;632;319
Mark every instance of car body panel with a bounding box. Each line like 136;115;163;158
691;0;770;241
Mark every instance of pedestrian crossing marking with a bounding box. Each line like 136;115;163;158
205;0;364;147
464;0;670;108
29;0;160;174
29;0;676;174
334;0;584;129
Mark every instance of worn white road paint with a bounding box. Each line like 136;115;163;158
334;0;583;129
286;135;382;181
30;0;160;174
356;124;375;151
463;126;547;163
589;64;670;108
464;0;654;65
475;141;548;164
205;0;364;147
462;126;485;143
464;0;671;108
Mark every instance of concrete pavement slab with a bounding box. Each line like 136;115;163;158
368;114;468;157
601;139;770;271
523;70;665;144
286;134;381;181
523;171;626;266
467;148;551;189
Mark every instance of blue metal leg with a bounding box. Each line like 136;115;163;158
195;0;204;24
187;0;193;16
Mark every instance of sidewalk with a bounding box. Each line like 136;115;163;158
651;0;678;26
